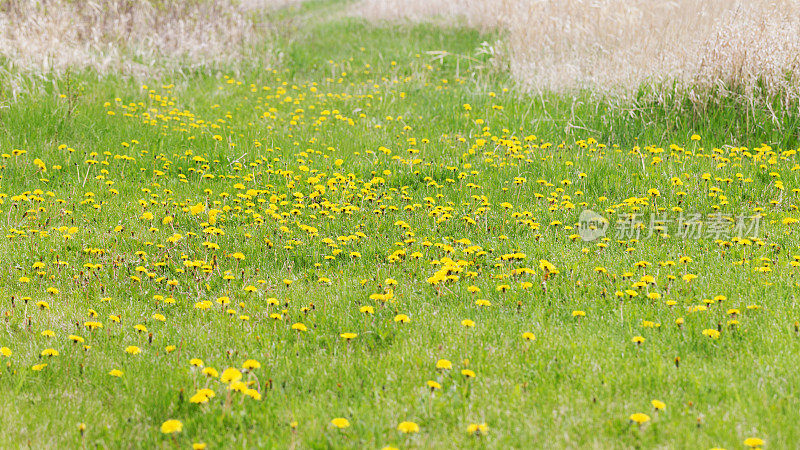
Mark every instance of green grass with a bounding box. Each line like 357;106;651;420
0;4;798;449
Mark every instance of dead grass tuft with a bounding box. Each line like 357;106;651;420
0;0;295;75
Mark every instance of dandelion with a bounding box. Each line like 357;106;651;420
160;419;183;434
85;321;104;330
466;423;488;436
436;359;452;370
194;301;212;310
427;380;441;391
397;421;419;434
228;381;247;393
189;203;205;215
744;437;765;448
629;413;650;425
393;314;410;323
221;367;243;384
125;346;141;355
522;332;535;341
244;389;262;400
702;329;721;339
242;359;261;370
330;418;350;429
190;391;210;404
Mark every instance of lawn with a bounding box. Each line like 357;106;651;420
0;2;798;449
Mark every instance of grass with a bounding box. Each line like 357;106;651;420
0;3;799;449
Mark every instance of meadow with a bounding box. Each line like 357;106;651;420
1;1;799;449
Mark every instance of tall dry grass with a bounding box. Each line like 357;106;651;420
351;0;504;30
355;0;800;111
0;0;294;74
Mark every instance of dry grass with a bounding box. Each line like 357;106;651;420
0;0;297;75
351;0;504;30
690;4;800;110
355;0;800;110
